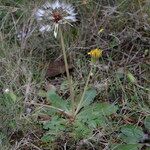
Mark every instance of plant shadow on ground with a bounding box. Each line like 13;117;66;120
0;0;150;149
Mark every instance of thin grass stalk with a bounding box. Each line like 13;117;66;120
24;102;72;118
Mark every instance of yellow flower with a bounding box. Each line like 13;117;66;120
88;48;103;59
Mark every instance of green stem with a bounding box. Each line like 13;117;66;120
59;28;75;114
74;66;93;117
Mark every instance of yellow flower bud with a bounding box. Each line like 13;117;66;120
88;48;103;59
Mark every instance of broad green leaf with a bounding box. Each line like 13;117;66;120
77;106;99;123
41;134;56;142
120;134;139;144
42;116;66;142
112;144;142;150
144;116;150;130
120;124;144;144
121;125;144;137
77;108;106;127
82;89;97;107
87;115;107;128
43;116;65;131
45;108;58;116
76;103;117;128
47;89;70;110
73;121;92;139
94;103;118;116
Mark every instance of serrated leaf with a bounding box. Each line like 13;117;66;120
112;144;142;150
120;124;144;144
144;116;150;130
82;89;97;107
47;89;70;110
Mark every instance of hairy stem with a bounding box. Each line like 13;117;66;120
74;66;93;117
59;28;75;114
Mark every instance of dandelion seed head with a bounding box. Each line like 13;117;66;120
39;25;52;32
35;0;77;37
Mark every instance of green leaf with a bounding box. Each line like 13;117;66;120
112;144;142;150
42;116;66;142
60;80;68;91
94;103;118;116
2;92;17;106
144;116;150;130
120;134;138;144
77;108;106;127
120;124;144;144
38;90;47;97
0;132;7;144
47;89;70;110
9;92;17;102
82;89;97;107
127;71;137;84
76;102;118;128
73;121;92;139
4;91;17;103
9;120;17;129
43;116;65;131
41;134;56;142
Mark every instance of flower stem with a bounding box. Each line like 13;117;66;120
59;28;75;114
74;66;93;117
